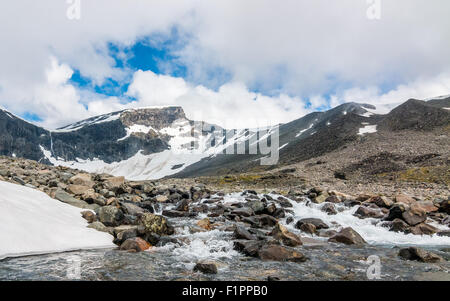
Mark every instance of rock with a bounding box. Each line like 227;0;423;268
354;206;384;219
299;223;316;234
367;196;393;208
82;189;103;205
104;176;125;190
437;231;450;237
162;210;196;218
267;276;281;281
411;201;438;214
197;218;213;231
248;214;278;227
328;227;366;245
271;223;302;247
54;189;95;209
325;195;341;204
385;203;409;221
232;207;254;217
119;237;151;252
394;194;416;205
296;218;329;230
402;208;427;226
439;200;450;214
248;200;266;214
313;193;329;204
67;185;90;196
276;196;293;208
12;176;26;185
390;218;410;233
139;213;173;236
88;221;112;234
121;202;146;216
114;227;138;245
234;240;264;257
334;171;346;180
408;223;439;236
81;211;96;223
234;226;257;240
96;206;124;227
258;245;307;262
155;195;168;203
193;262;218;274
69;173;94;188
175;199;190;211
398;247;443;263
321;203;337;215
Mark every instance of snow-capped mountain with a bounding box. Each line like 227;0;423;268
0;96;449;180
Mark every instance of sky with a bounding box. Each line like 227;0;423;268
0;0;449;129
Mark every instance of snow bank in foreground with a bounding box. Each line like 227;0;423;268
0;181;115;260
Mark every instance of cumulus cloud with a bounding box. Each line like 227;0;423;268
0;1;449;128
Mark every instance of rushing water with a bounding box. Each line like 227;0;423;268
1;192;449;281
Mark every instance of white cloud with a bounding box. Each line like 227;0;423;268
0;1;449;128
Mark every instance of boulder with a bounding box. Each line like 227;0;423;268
394;194;416;205
69;173;94;188
104;176;125;190
155;195;169;203
233;240;264;257
313;193;329;204
67;185;90;196
390;218;410;233
385;203;409;221
398;247;443;263
248;200;266;214
411;201;438;214
232;207;254;217
296;218;329;230
234;226;257;240
54;189;95;209
139;213;173;236
81;211;96;223
96;206;124;227
175;199;190;212
162;210;196;218
321;203;337;215
299;223;316;234
354;206;384;219
114;227;139;245
402;208;427;226
258;245;307;262
119;237;151;252
197;218;213;231
438;200;450;214
271;223;302;247
367;196;393;208
328;227;366;245
325;195;341;204
88;221;112;234
193;262;218;274
408;223;439;236
121;202;146;216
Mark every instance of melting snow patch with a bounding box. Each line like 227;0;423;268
0;181;114;260
358;125;377;135
296;124;314;137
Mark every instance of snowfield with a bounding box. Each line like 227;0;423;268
0;181;114;260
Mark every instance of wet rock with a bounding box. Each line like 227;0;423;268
197;218;213;231
437;231;450;237
234;240;264;257
96;205;124;227
258;245;307;262
286;216;294;224
271;223;302;247
354;206;384;219
232;207;255;217
318;229;337;238
390;218;410;233
119;237;151;252
175;199;190;212
69;173;95;188
114;227;138;245
408;223;439;236
162;210;197;218
299;223;316;234
247;214;278;228
81;211;96;223
193;262;218;274
296;218;329;230
234;226;257;240
276;196;293;208
248;200;266;214
398;247;443;263
328;227;366;245
321;203;337;215
313;192;329;204
139;201;155;213
139;213;173;236
385;203;409;221
402;208;427;226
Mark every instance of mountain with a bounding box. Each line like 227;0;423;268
0;96;449;180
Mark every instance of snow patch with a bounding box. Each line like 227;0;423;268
0;180;114;260
358;125;377;135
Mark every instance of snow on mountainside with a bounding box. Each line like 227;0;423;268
0;180;114;260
